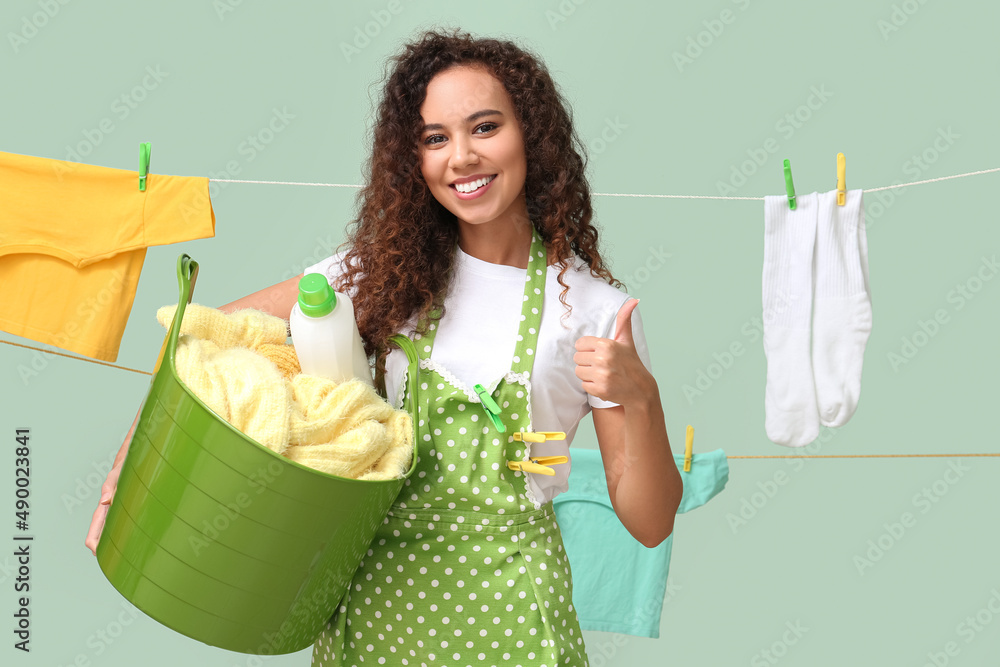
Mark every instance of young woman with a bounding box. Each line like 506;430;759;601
87;28;682;666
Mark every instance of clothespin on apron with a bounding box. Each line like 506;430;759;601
683;425;694;472
783;159;796;210
512;431;566;443
507;456;568;477
836;152;846;206
139;142;151;191
508;431;568;475
473;383;505;433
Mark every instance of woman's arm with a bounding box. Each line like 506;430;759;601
592;398;681;548
574;298;682;548
218;273;304;332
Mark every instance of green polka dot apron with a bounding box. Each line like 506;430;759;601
311;226;589;666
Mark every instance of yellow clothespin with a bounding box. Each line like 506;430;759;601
836;152;846;206
683;425;694;472
507;456;568;477
513;431;566;443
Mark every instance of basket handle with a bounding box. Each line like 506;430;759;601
168;254;199;353
152;254;199;376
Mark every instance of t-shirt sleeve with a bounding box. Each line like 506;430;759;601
588;299;653;409
304;251;348;287
143;174;217;252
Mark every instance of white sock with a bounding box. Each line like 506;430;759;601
762;192;819;447
812;188;872;427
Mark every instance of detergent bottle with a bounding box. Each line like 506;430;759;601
289;273;373;386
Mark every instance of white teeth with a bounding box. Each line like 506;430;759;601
455;175;495;193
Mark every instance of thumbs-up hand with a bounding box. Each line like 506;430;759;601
573;298;651;406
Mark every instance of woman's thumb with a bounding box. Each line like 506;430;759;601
613;299;639;346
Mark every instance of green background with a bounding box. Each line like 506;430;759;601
2;0;999;665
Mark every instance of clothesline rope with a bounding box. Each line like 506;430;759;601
1;339;151;375
728;453;1000;459
210;166;1000;199
2;337;997;459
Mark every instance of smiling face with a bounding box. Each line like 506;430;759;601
418;64;528;232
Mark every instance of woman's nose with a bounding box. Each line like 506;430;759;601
448;135;478;168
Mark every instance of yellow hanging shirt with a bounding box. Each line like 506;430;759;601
0;150;216;362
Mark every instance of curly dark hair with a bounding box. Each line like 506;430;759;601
330;26;623;393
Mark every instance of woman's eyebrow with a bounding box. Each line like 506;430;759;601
421;109;503;133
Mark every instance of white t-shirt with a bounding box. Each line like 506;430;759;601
304;244;652;505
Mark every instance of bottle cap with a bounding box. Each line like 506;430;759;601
297;273;337;317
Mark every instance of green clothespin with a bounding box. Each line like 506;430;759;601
473;383;506;433
139;142;151;191
783;159;796;210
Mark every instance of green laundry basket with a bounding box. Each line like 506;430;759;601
96;253;419;655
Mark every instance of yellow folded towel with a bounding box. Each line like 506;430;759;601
161;303;288;350
173;335;293;453
156;303;412;480
285;374;415;480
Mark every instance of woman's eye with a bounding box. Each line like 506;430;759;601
422;123;497;146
